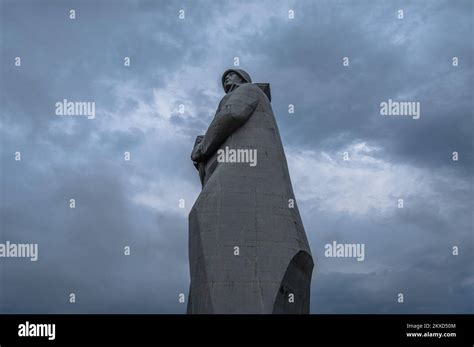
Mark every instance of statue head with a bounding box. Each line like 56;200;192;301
222;69;252;93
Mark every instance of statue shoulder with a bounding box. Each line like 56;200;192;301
239;82;261;92
236;83;267;100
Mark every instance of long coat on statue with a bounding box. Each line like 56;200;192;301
188;69;314;314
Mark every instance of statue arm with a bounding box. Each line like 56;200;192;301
191;84;259;162
192;135;204;170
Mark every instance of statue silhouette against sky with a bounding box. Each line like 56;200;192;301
188;69;313;314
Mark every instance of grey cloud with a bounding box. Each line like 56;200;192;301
1;0;472;314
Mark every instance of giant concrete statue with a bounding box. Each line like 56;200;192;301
188;69;314;314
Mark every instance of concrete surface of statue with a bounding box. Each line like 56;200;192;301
188;69;314;314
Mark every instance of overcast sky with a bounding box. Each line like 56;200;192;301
0;0;472;313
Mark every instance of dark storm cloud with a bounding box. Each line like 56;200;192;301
312;244;473;314
241;0;473;172
0;151;189;313
1;0;472;314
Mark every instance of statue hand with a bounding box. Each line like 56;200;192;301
191;135;205;162
195;135;204;145
191;142;203;162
